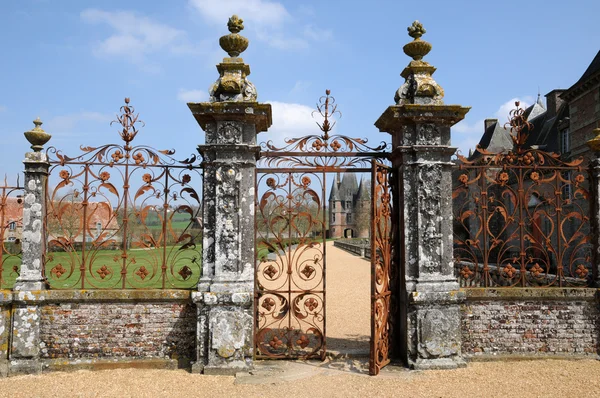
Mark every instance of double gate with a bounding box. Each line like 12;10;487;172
252;92;396;375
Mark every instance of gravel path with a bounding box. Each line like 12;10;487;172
325;241;370;355
2;360;600;397
3;243;599;397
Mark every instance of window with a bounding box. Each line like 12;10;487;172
560;129;570;153
346;201;351;209
96;222;102;236
8;222;16;231
7;237;15;242
562;171;572;200
332;213;335;222
346;213;352;223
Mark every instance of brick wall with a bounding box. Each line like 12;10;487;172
461;288;599;358
36;291;196;364
569;82;600;157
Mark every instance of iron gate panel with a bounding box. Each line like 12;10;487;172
253;90;393;365
369;160;394;375
254;171;326;359
44;99;203;289
452;102;593;287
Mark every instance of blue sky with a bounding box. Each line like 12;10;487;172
1;0;599;185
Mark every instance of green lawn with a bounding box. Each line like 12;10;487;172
142;212;194;231
1;244;202;290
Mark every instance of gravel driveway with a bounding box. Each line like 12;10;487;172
2;243;599;397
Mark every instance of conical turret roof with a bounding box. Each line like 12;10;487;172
355;177;370;201
338;173;358;200
329;179;340;201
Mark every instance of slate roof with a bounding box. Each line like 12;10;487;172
473;98;568;156
562;50;600;100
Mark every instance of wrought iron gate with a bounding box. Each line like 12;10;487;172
253;91;395;370
369;161;395;375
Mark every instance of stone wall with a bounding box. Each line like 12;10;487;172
461;288;599;358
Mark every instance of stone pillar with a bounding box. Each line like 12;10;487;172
375;21;470;369
586;127;600;287
188;15;272;375
10;118;51;375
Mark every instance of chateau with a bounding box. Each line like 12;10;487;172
328;173;370;238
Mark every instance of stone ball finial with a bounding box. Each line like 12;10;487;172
24;117;52;152
407;20;426;39
403;20;432;61
219;15;249;57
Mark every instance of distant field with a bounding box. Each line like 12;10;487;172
142;212;195;231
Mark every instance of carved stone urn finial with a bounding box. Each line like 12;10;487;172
403;20;432;61
208;15;257;102
24;117;51;152
587;127;600;153
219;15;249;57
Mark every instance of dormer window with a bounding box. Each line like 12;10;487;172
560;128;570;153
9;222;16;231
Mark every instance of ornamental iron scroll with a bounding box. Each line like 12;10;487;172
453;102;593;287
44;98;203;289
259;90;390;170
254;172;326;359
369;161;396;375
0;179;24;289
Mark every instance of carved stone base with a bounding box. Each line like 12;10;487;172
193;289;253;374
8;359;42;376
407;289;465;369
410;357;467;370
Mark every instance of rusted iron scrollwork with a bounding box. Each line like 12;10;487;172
0;179;24;289
453;102;592;287
260;90;389;169
45;98;203;289
254;172;325;359
370;162;395;375
254;90;392;361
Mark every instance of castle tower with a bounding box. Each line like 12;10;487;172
353;177;371;238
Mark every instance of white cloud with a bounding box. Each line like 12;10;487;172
261;101;317;148
177;89;209;103
259;32;308;50
45;111;112;134
188;0;289;27
290;80;311;95
188;0;331;51
303;25;333;41
80;9;199;67
495;96;534;122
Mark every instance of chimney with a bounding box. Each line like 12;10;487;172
545;89;566;117
484;119;498;131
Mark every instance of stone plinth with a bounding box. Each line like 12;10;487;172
10;148;50;375
188;102;271;374
376;104;469;369
375;21;470;370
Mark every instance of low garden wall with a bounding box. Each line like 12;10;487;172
461;288;599;359
0;290;196;375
